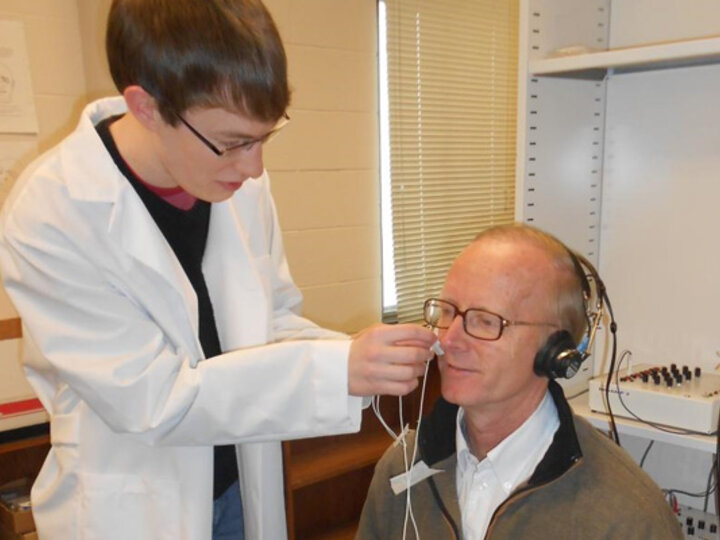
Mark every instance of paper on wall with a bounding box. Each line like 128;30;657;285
0;140;36;206
0;20;39;134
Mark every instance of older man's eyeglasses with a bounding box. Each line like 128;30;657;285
423;298;558;341
175;112;290;157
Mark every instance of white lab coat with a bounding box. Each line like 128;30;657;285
0;98;363;540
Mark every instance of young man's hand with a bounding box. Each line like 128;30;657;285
348;324;436;396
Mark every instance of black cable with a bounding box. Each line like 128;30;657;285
715;407;720;518
600;286;620;445
565;388;589;401
633;407;718;511
663;459;717;514
665;487;715;499
639;440;654;468
704;458;716;513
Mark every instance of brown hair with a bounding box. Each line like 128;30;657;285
106;0;290;124
473;223;589;343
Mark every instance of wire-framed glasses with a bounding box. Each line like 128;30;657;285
423;298;558;341
175;112;290;157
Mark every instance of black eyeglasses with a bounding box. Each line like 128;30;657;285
175;112;290;157
423;298;558;341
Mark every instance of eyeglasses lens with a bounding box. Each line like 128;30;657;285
424;299;502;340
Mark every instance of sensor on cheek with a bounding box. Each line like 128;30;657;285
430;327;444;357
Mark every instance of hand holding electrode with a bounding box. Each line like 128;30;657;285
348;323;439;396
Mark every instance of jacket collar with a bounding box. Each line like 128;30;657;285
418;380;583;486
418;393;459;466
526;380;583;486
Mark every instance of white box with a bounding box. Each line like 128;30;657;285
588;363;720;434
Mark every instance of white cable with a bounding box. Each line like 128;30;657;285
401;419;414;540
370;332;443;540
372;394;403;440
402;357;433;540
371;393;414;537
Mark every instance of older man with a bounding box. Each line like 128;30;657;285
357;224;681;539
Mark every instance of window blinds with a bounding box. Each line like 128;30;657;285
382;0;519;323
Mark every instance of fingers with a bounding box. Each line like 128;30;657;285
352;362;424;397
373;341;433;365
358;324;436;366
377;323;436;346
357;323;436;358
348;323;437;397
369;360;427;381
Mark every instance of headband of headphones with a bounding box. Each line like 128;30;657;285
533;250;605;379
570;250;605;360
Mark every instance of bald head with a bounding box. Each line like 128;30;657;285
465;224;588;343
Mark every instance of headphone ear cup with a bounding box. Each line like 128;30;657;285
534;330;582;379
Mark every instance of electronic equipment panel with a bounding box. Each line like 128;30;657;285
588;363;720;434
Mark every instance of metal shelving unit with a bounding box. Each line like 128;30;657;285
515;0;720;510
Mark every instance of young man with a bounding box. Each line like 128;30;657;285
357;224;682;539
0;1;434;539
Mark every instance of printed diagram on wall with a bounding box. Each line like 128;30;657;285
0;141;35;205
0;20;38;134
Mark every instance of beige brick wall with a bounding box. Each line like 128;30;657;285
0;0;380;336
0;0;91;403
265;0;381;333
0;1;89;152
0;0;89;323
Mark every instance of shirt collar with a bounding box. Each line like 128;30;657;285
456;390;560;495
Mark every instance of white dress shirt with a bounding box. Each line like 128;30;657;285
455;391;560;540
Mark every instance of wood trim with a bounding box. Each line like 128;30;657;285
283;441;296;540
0;434;49;455
0;318;21;340
286;431;390;491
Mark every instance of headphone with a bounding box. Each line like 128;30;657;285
533;250;606;379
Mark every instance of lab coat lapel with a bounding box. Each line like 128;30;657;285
61;97;201;342
107;184;201;340
204;197;269;350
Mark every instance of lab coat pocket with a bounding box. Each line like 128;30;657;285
79;472;181;540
